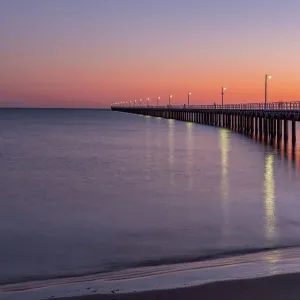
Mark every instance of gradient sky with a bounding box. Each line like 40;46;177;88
1;0;300;108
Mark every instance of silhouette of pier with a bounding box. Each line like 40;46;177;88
111;102;300;146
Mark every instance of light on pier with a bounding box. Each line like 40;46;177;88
169;94;172;106
221;87;227;107
265;74;272;109
188;92;191;107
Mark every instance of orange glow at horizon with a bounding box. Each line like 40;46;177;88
1;1;300;108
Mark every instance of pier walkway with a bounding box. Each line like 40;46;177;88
112;102;300;146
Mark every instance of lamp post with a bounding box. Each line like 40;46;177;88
221;87;226;127
265;74;272;109
221;87;226;107
147;98;150;106
188;92;191;107
157;96;160;107
169;94;172;106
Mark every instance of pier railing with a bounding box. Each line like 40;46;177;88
112;101;300;110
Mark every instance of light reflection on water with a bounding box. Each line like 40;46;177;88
186;122;194;190
264;249;280;264
219;129;230;236
168;119;175;187
264;153;276;242
145;118;151;165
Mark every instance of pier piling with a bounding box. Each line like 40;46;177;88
112;102;300;147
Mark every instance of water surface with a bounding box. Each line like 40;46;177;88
1;108;300;285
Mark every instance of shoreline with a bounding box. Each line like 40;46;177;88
55;272;300;300
3;247;300;300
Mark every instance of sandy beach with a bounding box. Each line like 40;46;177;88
55;272;300;300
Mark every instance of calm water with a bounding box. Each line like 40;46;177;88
1;108;300;285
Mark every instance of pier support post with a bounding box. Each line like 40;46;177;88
272;119;276;140
240;116;243;132
259;117;263;138
264;118;268;142
248;117;251;135
255;117;258;137
277;119;282;140
241;115;244;133
292;120;296;146
284;119;288;143
269;119;273;142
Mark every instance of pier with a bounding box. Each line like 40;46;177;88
112;102;300;146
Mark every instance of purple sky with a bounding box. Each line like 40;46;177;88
1;0;300;107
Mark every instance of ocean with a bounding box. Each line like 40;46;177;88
1;108;300;299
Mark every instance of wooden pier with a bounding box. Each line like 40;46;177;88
112;102;300;146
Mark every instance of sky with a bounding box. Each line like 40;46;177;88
1;0;300;108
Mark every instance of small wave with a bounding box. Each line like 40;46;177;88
0;244;298;288
133;245;297;269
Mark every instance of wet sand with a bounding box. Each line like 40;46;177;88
55;272;300;300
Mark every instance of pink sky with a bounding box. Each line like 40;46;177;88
1;0;300;108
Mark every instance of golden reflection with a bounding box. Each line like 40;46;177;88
219;129;230;235
264;250;281;276
186;122;194;189
264;250;280;263
168;119;175;186
155;117;161;148
145;119;151;164
264;154;276;241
